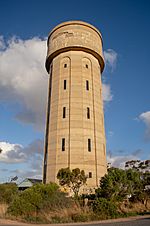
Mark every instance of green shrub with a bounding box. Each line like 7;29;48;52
8;188;42;216
92;198;119;219
8;182;73;217
0;183;18;204
45;189;73;210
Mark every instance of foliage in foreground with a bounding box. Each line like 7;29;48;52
95;167;143;202
1;167;150;223
92;168;150;218
8;182;73;218
92;197;119;219
0;183;18;204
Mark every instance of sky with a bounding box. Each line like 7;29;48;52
0;0;150;183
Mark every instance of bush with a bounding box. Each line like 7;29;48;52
0;183;18;204
8;182;73;217
92;198;119;219
8;188;42;216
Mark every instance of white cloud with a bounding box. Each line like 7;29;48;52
107;150;142;169
102;83;113;102
0;139;43;163
139;111;150;140
0;37;116;132
102;48;117;103
0;142;24;163
104;49;117;72
107;155;132;169
0;36;48;130
0;139;43;180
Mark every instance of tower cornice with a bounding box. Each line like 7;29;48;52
45;21;105;73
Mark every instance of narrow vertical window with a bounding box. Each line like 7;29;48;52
64;63;67;68
89;172;92;178
88;139;91;152
44;152;48;166
62;138;65;151
63;107;66;118
103;144;106;155
64;80;66;90
86;80;89;90
87;107;90;119
86;64;88;68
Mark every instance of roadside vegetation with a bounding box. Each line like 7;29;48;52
0;166;150;223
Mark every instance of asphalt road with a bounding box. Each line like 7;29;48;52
90;218;150;226
0;217;150;226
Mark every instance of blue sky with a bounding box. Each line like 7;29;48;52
0;0;150;182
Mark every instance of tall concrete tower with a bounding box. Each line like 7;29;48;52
43;21;107;191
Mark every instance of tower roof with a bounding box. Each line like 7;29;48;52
46;20;105;73
48;20;103;41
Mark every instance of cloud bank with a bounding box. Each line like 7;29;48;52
0;36;116;131
0;36;48;130
107;149;143;168
0;139;43;179
0;142;24;163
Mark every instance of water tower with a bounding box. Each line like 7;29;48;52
43;21;107;191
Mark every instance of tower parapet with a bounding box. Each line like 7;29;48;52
46;21;105;73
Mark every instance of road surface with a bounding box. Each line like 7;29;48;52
0;216;150;226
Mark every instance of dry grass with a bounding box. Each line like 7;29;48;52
119;200;150;214
40;203;91;223
1;199;150;224
0;203;8;218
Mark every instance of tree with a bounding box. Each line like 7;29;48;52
143;171;150;186
57;167;87;197
96;168;128;202
126;168;143;196
125;159;150;173
96;167;143;202
136;171;150;208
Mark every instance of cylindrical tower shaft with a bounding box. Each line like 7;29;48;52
43;21;107;191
